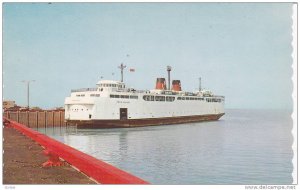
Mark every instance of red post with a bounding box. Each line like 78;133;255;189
42;149;64;167
3;118;11;128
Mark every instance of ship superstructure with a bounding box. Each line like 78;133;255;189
65;66;225;128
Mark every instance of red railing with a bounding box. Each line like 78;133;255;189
3;118;149;184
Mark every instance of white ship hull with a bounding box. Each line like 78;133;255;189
66;113;225;128
65;80;225;128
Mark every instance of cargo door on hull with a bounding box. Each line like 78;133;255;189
120;108;128;120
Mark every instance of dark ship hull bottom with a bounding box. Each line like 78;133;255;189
66;113;225;129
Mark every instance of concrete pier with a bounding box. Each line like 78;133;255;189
3;127;95;184
3;118;149;184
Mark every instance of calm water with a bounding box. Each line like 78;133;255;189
35;109;293;184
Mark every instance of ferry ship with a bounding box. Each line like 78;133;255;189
64;65;225;128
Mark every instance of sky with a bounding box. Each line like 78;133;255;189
3;3;293;109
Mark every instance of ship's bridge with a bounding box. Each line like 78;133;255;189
96;80;126;92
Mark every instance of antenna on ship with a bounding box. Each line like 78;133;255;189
118;63;126;82
199;77;202;91
167;66;172;90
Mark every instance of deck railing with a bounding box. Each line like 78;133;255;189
71;88;97;92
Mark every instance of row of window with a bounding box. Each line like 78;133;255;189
110;94;139;99
177;97;205;101
143;95;176;102
76;93;223;102
76;94;101;97
99;84;125;88
206;98;222;102
71;108;89;111
142;95;223;103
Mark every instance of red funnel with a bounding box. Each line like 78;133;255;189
155;78;166;90
171;80;182;91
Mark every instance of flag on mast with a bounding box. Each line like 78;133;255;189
129;68;135;72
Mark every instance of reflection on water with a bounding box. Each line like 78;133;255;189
35;109;293;184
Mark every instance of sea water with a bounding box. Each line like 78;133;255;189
36;109;293;184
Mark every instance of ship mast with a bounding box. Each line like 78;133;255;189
167;66;172;90
118;63;126;82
